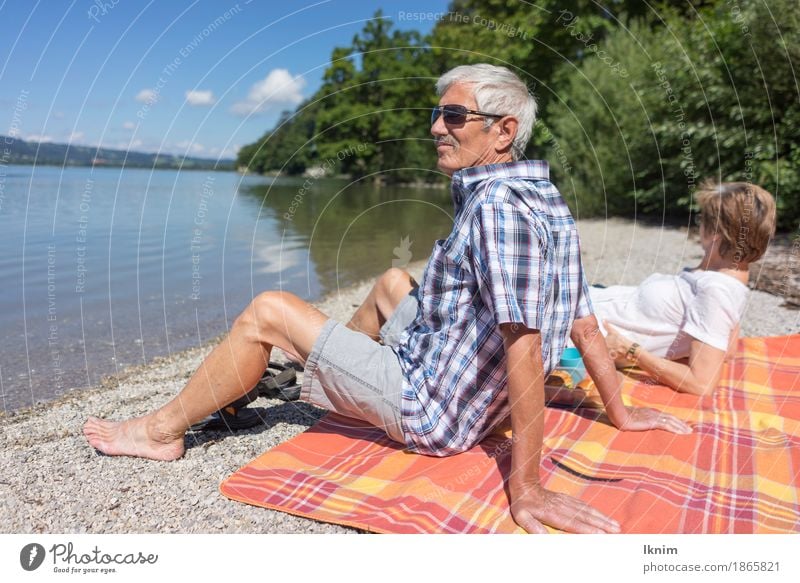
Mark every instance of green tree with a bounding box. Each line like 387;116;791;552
315;11;437;182
429;1;665;139
238;1;799;229
236;105;318;175
239;11;438;183
546;0;800;228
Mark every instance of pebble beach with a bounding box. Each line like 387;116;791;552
1;218;797;534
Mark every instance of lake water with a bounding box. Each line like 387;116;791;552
0;165;454;412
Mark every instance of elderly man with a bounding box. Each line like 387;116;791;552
85;63;690;534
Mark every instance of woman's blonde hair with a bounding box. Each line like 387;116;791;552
696;180;776;263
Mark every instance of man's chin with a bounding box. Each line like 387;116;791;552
436;157;459;177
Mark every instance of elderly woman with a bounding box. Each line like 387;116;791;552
592;181;776;395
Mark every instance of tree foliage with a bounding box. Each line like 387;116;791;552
238;11;437;183
236;1;800;229
546;0;800;228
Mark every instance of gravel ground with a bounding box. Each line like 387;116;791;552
1;218;796;534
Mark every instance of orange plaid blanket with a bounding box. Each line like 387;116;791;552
220;335;800;533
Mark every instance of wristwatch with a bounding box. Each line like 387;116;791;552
625;342;641;363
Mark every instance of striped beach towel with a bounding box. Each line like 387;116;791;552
220;335;800;533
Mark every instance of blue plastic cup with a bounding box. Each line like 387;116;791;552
558;347;586;383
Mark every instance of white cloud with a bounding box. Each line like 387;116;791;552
204;144;239;159
177;140;206;155
135;89;158;104
97;138;145;151
185;90;215;106
252;242;305;275
231;69;305;116
67;131;85;143
122;121;136;130
26;134;54;143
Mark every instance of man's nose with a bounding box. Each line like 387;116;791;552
430;114;447;137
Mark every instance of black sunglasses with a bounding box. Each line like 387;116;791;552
431;104;505;126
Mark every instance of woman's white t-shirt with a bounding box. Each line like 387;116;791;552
589;270;749;359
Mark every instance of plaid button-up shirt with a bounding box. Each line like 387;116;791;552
394;160;593;456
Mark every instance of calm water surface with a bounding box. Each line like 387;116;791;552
0;165;453;411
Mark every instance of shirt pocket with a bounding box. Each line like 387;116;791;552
424;236;472;303
433;232;469;267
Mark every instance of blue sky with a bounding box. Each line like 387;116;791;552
0;0;449;160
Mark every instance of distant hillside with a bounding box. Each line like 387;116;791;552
1;136;234;171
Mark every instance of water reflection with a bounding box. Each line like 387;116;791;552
0;167;455;411
241;176;454;296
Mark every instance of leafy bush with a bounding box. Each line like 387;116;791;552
237;1;800;230
546;0;800;229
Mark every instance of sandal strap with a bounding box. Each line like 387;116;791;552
226;387;260;409
260;368;296;390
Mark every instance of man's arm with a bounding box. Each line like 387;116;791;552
501;322;621;534
571;315;693;433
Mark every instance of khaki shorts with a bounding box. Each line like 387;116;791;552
300;289;420;444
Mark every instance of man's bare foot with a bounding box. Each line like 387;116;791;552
83;415;185;461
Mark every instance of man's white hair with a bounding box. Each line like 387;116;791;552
436;64;537;161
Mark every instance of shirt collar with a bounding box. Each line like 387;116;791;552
450;160;550;213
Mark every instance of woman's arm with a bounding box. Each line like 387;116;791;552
726;323;741;360
571;315;692;433
604;322;729;396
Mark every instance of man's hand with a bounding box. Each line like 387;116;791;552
510;483;621;534
501;324;616;534
612;405;693;434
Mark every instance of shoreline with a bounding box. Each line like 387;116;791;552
1;219;797;534
0;261;428;534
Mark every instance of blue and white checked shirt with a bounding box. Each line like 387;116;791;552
394;160;593;456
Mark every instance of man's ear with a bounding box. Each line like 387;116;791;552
494;116;519;154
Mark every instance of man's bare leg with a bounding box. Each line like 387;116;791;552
83;291;329;461
345;267;418;341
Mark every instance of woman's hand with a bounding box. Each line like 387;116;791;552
612;405;693;434
603;321;635;365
